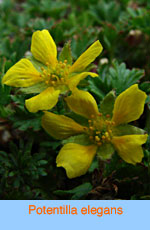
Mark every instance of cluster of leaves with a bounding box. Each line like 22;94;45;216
0;0;150;200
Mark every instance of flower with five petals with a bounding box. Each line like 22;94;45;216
42;84;148;178
2;29;103;113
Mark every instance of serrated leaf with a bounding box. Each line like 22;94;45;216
54;182;92;200
140;82;150;94
88;61;145;100
59;42;73;65
109;61;145;94
100;90;116;117
89;1;121;24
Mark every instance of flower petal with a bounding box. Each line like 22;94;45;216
68;72;98;90
112;134;148;164
56;143;97;178
31;30;57;66
112;84;147;125
69;40;103;73
2;59;42;87
25;87;60;113
66;89;99;119
42;111;86;140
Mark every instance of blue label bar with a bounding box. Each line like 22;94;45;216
0;200;149;230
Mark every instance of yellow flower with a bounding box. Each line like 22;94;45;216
41;84;148;179
2;29;103;113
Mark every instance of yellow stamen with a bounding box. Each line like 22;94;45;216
106;120;111;125
43;70;47;75
97;142;102;146
105;132;109;137
89;126;94;131
96;131;101;134
61;63;66;68
102;135;106;140
65;71;69;76
108;129;112;134
51;81;56;85
95;136;100;142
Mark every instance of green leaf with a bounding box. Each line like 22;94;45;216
62;134;91;146
146;96;150;110
89;1;122;24
88;157;99;172
9;171;16;177
20;82;47;94
27;55;45;72
88;61;145;100
54;182;92;200
112;124;146;136
71;28;98;59
59;42;73;65
140;82;150;94
12;116;41;131
97;143;115;160
0;77;11;106
109;61;145;94
37;160;48;166
100;90;116;117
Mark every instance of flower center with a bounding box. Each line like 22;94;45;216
86;113;115;146
40;60;71;90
